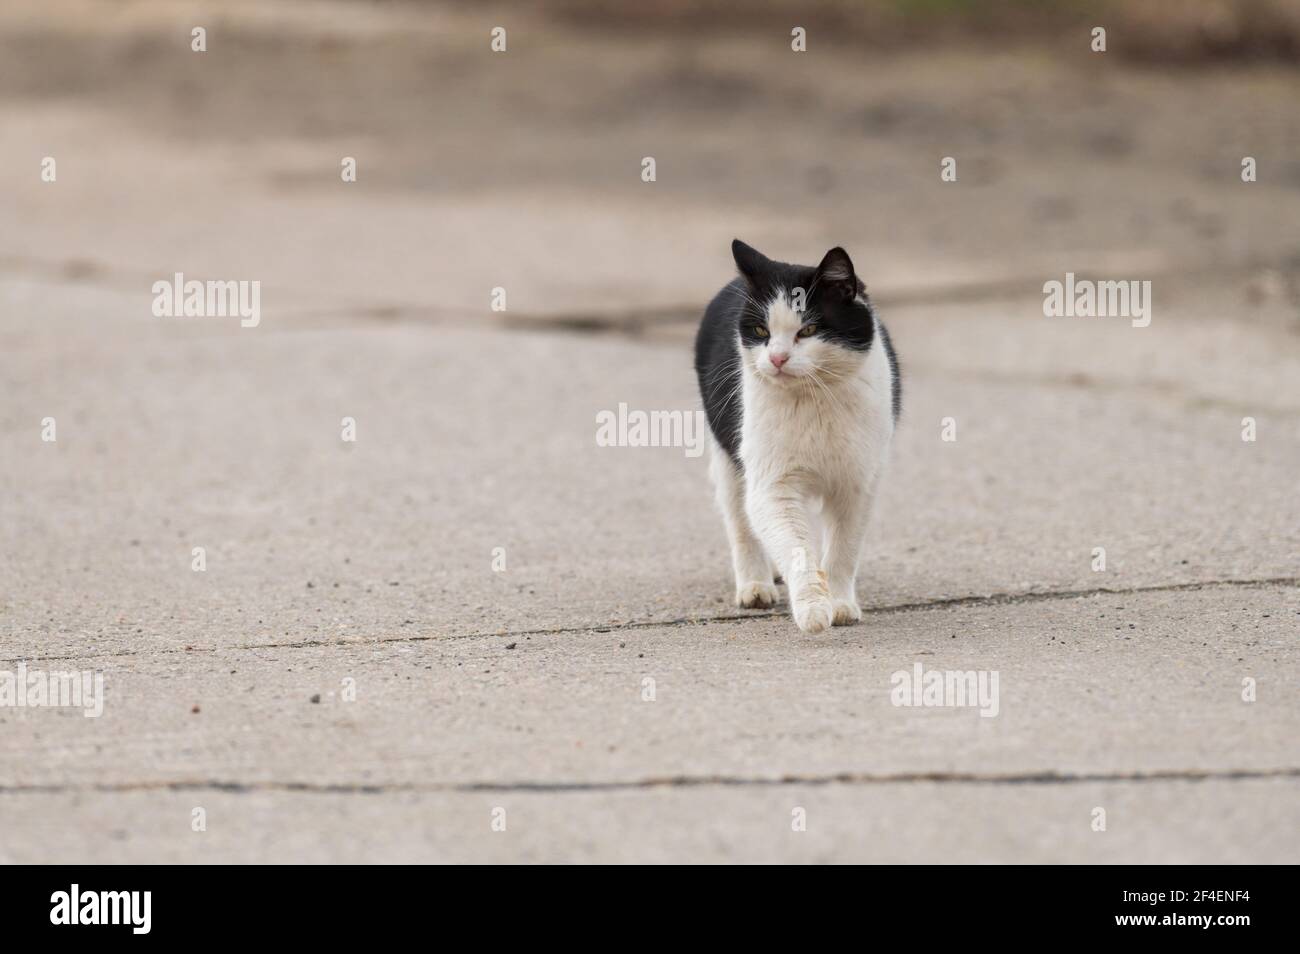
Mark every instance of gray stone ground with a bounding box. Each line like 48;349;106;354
1;1;1297;862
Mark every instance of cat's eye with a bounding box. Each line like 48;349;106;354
796;324;818;339
751;325;769;339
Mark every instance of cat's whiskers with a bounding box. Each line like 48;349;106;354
714;377;744;424
805;369;849;422
732;283;770;314
807;362;863;424
706;349;750;422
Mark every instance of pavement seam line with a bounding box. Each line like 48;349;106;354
1;767;1297;797
1;254;1272;322
7;575;1296;665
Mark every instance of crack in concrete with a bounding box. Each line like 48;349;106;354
4;575;1295;665
1;766;1296;797
8;255;1296;414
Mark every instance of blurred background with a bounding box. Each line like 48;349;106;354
3;0;1299;325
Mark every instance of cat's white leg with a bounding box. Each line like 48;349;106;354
745;479;833;634
821;479;878;626
708;438;778;608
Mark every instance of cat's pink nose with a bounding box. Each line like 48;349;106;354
770;351;790;369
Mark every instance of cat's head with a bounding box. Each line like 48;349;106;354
731;239;875;387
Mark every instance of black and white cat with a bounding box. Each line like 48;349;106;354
695;240;900;634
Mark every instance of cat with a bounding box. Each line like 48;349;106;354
694;239;900;634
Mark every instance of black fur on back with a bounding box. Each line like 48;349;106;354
694;244;901;466
694;277;751;462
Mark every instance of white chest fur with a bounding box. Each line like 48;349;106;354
739;313;894;497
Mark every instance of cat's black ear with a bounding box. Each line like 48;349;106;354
732;239;771;283
814;247;859;301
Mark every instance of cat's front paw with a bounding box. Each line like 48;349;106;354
736;581;779;609
831;598;862;626
792;595;834;634
791;573;833;634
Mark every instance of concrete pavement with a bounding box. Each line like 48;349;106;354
3;290;1297;861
